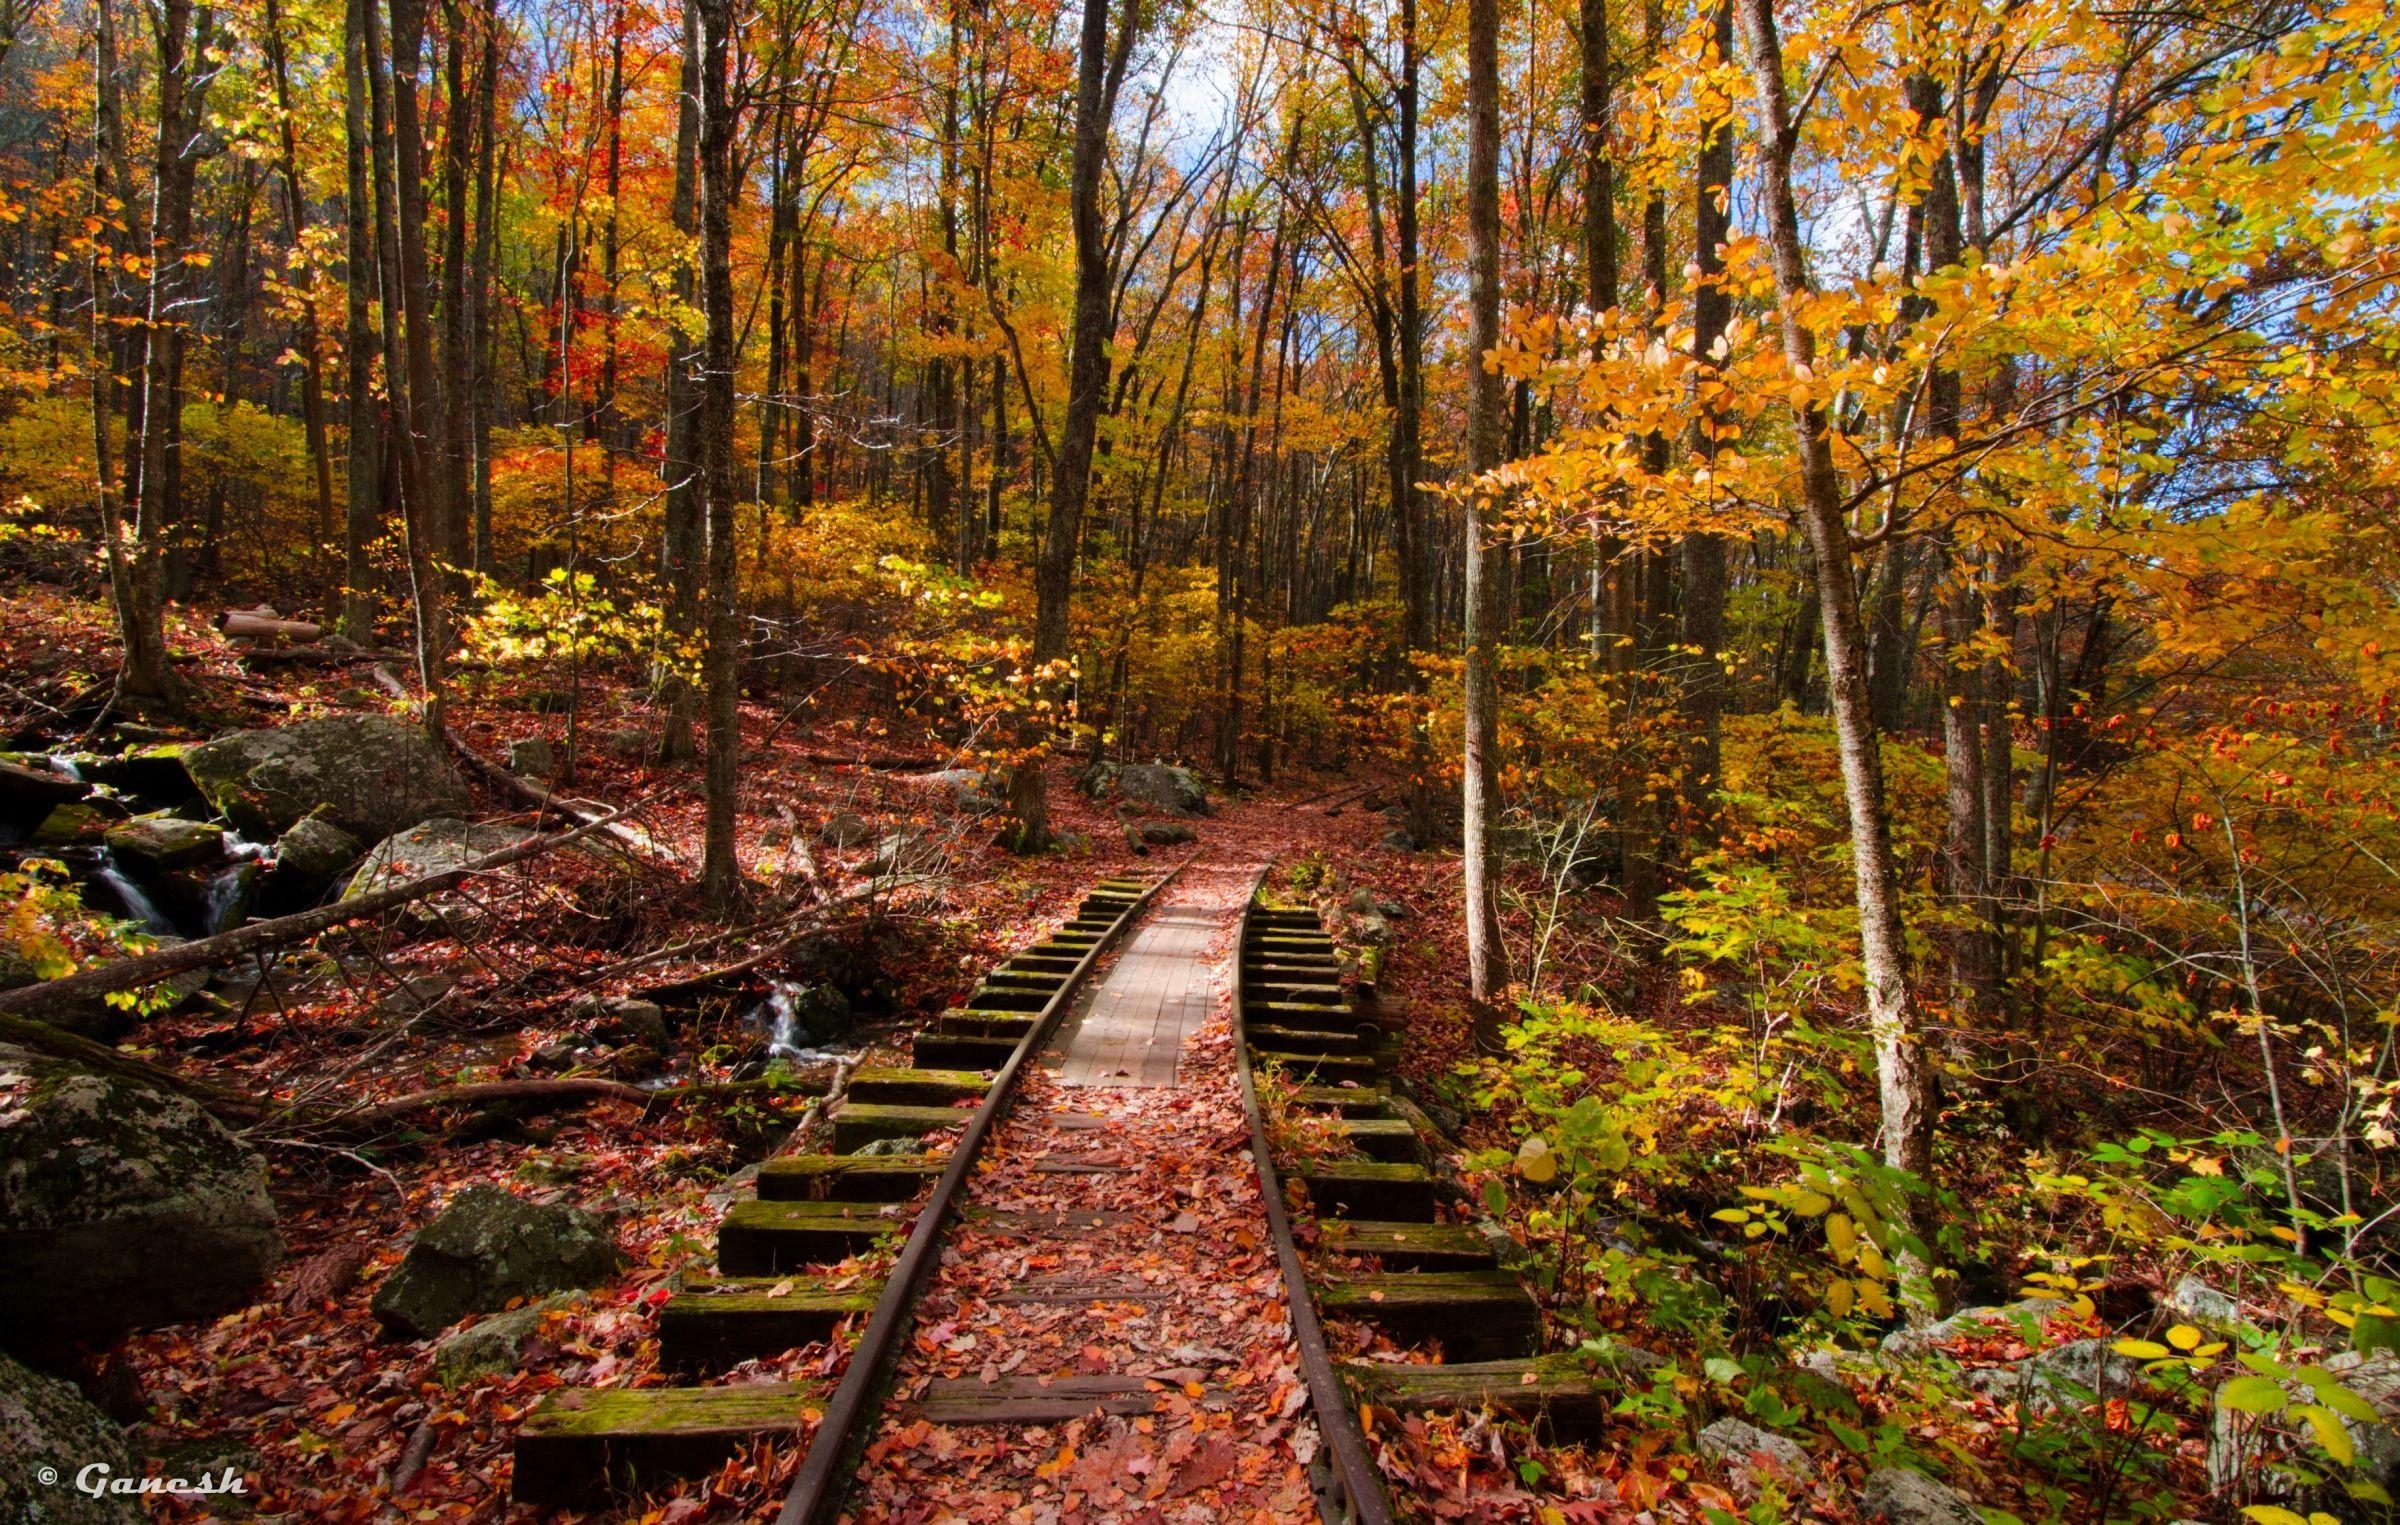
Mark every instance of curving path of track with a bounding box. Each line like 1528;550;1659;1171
845;860;1326;1523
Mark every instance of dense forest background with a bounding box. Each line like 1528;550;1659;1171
3;0;2400;1513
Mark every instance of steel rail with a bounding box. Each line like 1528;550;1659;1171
1227;869;1395;1525
775;857;1190;1525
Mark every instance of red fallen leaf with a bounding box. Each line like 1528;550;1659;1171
1168;1436;1237;1497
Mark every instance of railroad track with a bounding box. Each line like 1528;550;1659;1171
1231;884;1634;1522
507;869;1176;1507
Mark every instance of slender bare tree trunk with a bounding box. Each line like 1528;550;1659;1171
1461;0;1510;1016
1736;0;1937;1294
387;0;450;733
695;0;743;905
1679;0;1735;820
340;0;381;639
261;0;337;590
658;2;703;761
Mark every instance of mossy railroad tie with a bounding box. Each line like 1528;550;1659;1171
1284;1084;1391;1116
1247;979;1345;1004
1296;1160;1437;1220
919;1375;1184;1425
936;1008;1039;1038
843;1066;989;1108
912;1032;1018;1070
1312;1220;1494;1270
1246;1023;1365;1058
656;1276;883;1372
1317;1271;1542;1360
1327;1117;1420;1163
1340;1352;1634;1437
512;1381;824;1506
829;1101;974;1154
983;969;1069;992
1243;1000;1361;1034
718;1200;910;1273
1256;1051;1381;1086
757;1154;946;1202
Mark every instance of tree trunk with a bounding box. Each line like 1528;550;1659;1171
695;0;743;906
387;0;450;734
261;0;338;589
1461;0;1510;1016
658;1;703;761
340;0;382;640
1012;0;1135;853
1736;0;1937;1297
1678;0;1735;823
118;0;216;705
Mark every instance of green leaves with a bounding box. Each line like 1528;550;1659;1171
2217;1375;2290;1415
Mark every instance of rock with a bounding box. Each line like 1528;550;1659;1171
1078;762;1209;816
101;814;224;871
271;813;363;881
0;1043;281;1359
375;975;456;1018
578;997;669;1050
0;759;86;821
1879;1298;2061;1358
1378;829;1417;852
759;982;851;1050
0;1349;143;1523
2162;1274;2241;1326
182;717;471;843
1139;821;1196;847
1964;1338;2137;1413
870;832;939;876
370;1186;625;1340
31;804;112;848
818;812;874;848
82;743;203;806
893;768;998;814
1859;1467;1982;1525
504;736;556;779
1376;899;1408;919
853;1136;924;1157
430;1291;585;1386
346;818;589;902
601;1044;664;1082
600;727;651;758
1697;1417;1810;1480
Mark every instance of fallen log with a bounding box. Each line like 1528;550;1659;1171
221;611;324;643
448;735;683;869
0;1010;264;1119
0;804;638;1023
294;1070;838;1139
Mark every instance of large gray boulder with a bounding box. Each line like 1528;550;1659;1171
0;1044;281;1360
1697;1417;1810;1482
1965;1338;2138;1413
1078;761;1210;816
371;1186;624;1340
344;818;622;906
182;717;470;843
1860;1467;1981;1525
0;1350;142;1523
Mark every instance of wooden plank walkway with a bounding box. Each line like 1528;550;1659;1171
1041;902;1220;1086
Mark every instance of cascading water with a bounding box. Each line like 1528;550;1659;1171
93;850;175;934
750;980;856;1065
201;862;258;934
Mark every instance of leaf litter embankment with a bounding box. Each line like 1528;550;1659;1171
849;861;1322;1523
